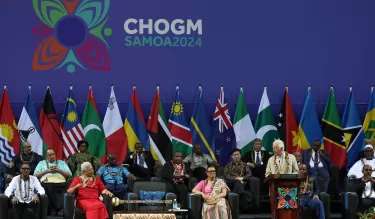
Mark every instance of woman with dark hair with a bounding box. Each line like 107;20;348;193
192;165;231;219
67;140;102;177
67;162;113;219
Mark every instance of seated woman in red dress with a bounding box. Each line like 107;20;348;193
67;161;113;219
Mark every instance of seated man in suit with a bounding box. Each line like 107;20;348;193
124;142;156;191
351;164;375;213
34;148;72;216
299;164;325;219
265;140;299;177
7;141;43;178
97;153;135;199
302;140;331;192
224;149;252;194
161;152;190;209
348;144;375;179
242;138;270;199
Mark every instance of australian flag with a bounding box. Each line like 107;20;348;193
212;86;235;166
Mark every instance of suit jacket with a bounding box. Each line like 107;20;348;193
123;151;155;177
242;150;271;178
265;152;299;177
302;149;332;174
161;162;191;185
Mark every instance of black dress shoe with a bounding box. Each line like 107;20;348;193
58;209;64;217
50;210;57;216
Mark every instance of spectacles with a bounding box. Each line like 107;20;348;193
21;168;29;170
207;171;216;173
364;169;372;172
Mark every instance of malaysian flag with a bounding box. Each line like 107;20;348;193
212;86;235;166
60;86;84;159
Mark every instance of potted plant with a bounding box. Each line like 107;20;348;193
357;206;375;219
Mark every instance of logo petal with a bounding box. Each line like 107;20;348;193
32;36;68;71
277;187;287;197
33;0;68;28
74;35;110;71
277;198;287;209
288;199;299;209
75;0;110;29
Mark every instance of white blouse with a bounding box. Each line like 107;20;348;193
5;175;45;203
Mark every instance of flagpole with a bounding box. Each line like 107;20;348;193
199;84;202;97
4;82;6;90
70;82;73;90
308;84;311;91
240;84;243;93
371;84;374;93
28;83;31;90
89;83;92;90
156;84;159;93
349;84;352;92
285;84;288;92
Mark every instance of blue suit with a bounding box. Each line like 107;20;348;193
300;176;325;219
302;149;332;192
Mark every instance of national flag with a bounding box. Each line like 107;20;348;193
103;85;128;164
147;86;171;164
82;85;106;162
0;85;18;165
363;85;375;142
39;85;63;159
212;86;235;165
277;86;301;153
124;85;150;153
322;86;347;168
60;85;85;159
254;86;279;153
168;85;193;156
233;86;256;154
18;85;45;156
342;86;365;168
298;86;323;149
191;85;215;160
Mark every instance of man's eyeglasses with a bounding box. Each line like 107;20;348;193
21;168;29;170
364;169;372;172
207;171;216;173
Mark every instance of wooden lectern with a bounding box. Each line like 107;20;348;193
265;174;306;219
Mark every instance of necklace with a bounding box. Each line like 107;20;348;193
80;176;97;188
274;152;289;174
18;176;31;202
105;165;121;176
46;160;58;168
204;178;217;195
363;180;374;198
20;152;34;164
300;176;309;194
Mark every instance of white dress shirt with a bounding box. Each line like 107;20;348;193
309;150;323;168
362;181;375;198
5;175;45;203
254;151;263;165
137;154;148;169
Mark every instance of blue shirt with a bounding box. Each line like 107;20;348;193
97;165;130;184
34;160;72;182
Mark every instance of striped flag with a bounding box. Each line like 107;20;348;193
60;85;84;159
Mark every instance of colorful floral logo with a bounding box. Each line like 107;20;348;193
277;187;298;209
32;0;111;73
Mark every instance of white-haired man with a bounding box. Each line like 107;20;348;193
265;140;299;177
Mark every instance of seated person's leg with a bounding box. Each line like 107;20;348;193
188;177;199;191
307;198;325;219
175;184;189;209
318;168;330;193
358;198;373;213
12;202;26;219
105;183;116;192
226;180;244;195
116;183;127;199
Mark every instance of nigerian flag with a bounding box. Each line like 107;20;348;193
233;87;256;154
255;86;279;152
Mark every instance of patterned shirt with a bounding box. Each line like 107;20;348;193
97;165;130;184
67;152;101;176
224;161;252;181
300;176;317;196
34;160;72;182
183;153;213;170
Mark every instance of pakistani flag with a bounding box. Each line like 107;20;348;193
82;86;106;162
234;87;256;154
18;86;45;155
255;86;279;152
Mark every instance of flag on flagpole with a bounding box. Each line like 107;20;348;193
191;85;215;160
322;86;347;168
0;85;18;165
168;85;193;156
124;85;150;153
277;86;301;153
212;85;235;165
233;86;256;154
60;85;85;159
298;86;323;149
103;85;128;164
147;86;171;164
18;85;44;155
363;85;375;142
39;85;63;159
342;85;365;168
254;86;279;153
82;85;106;162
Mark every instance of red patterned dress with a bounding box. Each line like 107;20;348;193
68;176;109;219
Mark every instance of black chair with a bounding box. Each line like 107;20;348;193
189;193;240;219
340;177;359;219
0;194;48;219
127;181;177;211
64;194;113;219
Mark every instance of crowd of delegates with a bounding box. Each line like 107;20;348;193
2;137;375;219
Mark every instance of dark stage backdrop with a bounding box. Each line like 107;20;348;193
0;0;374;122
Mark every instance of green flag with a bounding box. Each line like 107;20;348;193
82;86;106;161
255;86;279;152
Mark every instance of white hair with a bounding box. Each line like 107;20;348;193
273;139;285;150
81;162;93;172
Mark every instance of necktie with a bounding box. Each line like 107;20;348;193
139;155;145;167
255;152;261;164
314;152;318;168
